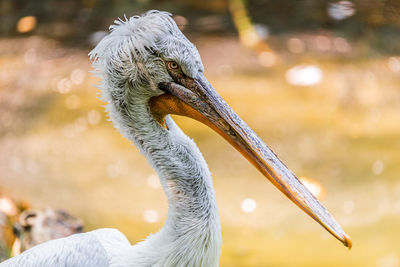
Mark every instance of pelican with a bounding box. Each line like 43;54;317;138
2;10;351;267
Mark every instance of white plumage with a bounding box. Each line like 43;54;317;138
2;9;351;267
2;229;127;266
3;10;221;267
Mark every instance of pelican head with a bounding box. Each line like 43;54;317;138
89;11;202;103
89;10;351;249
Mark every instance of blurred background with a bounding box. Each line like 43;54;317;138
0;0;399;266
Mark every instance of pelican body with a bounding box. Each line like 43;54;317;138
1;10;351;267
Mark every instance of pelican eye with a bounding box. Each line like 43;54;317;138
167;61;180;70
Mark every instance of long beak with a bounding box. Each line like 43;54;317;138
150;72;352;248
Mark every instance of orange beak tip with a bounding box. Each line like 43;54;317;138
343;234;352;250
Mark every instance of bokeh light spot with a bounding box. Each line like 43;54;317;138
287;38;305;54
254;24;269;40
65;94;81;110
315;35;331;51
143;209;159;223
242;31;259;47
147;174;161;189
258;52;276;67
0;197;17;216
285;65;323;86
74;117;88;133
241;198;257;213
17;16;37;33
372;160;384;175
327;1;356;21
87;110;101;125
388;57;400;73
70;69;86;85
333;37;351;53
376;253;399;267
57;78;72;94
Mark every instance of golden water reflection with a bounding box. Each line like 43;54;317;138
0;35;399;266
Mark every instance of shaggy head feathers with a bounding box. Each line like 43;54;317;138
89;10;203;99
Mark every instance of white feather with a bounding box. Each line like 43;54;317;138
2;10;221;267
2;229;129;267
